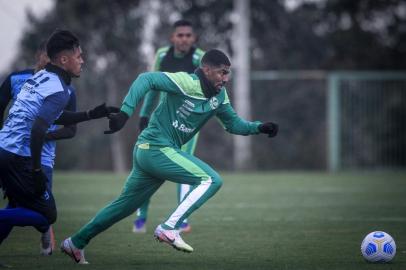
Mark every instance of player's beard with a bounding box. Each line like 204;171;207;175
195;68;220;98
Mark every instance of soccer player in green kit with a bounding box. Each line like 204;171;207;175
61;49;278;264
134;19;205;233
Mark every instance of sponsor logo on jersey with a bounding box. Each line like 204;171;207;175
172;120;195;133
21;82;36;94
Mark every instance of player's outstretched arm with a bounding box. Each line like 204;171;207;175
30;91;69;195
30;117;49;195
120;72;181;118
54;103;119;125
216;104;278;138
215;92;278;138
104;72;183;135
258;122;278;137
103;111;129;134
45;125;77;141
216;102;262;136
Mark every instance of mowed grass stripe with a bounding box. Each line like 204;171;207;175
0;172;405;270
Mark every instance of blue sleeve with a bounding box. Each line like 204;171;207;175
65;90;77;111
38;91;69;125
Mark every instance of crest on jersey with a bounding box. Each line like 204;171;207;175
209;97;219;109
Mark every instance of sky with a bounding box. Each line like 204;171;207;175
0;0;54;73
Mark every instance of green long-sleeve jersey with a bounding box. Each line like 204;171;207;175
121;72;261;149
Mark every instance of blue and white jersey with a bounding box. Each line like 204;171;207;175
40;85;76;167
9;69;35;100
0;69;71;168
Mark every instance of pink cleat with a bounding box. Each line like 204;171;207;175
154;225;193;253
60;237;89;264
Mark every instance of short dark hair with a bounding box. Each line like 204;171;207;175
173;19;193;29
46;30;80;60
201;49;231;67
37;40;47;53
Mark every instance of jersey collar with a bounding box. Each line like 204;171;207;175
45;63;71;85
171;46;196;58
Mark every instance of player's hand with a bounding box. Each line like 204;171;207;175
258;122;278;138
32;169;47;196
104;111;129;134
87;103;120;119
138;116;149;133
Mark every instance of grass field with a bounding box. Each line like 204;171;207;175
0;171;405;270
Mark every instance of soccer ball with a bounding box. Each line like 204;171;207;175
361;231;396;263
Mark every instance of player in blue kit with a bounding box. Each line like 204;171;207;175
0;30;117;256
0;41;79;255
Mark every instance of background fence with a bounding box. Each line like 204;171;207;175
52;71;406;171
328;72;406;171
247;71;406;171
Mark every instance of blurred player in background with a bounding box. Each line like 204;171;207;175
133;19;205;234
0;41;50;127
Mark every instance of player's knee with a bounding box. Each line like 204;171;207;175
210;173;223;190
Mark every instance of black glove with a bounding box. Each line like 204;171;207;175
139;116;149;133
32;169;47;196
258;122;278;138
87;103;120;119
104;111;129;134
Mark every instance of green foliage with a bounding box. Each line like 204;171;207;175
8;0;406;170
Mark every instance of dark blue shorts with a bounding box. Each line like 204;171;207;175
0;148;56;224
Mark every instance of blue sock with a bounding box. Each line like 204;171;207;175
0;203;16;243
0;207;49;243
